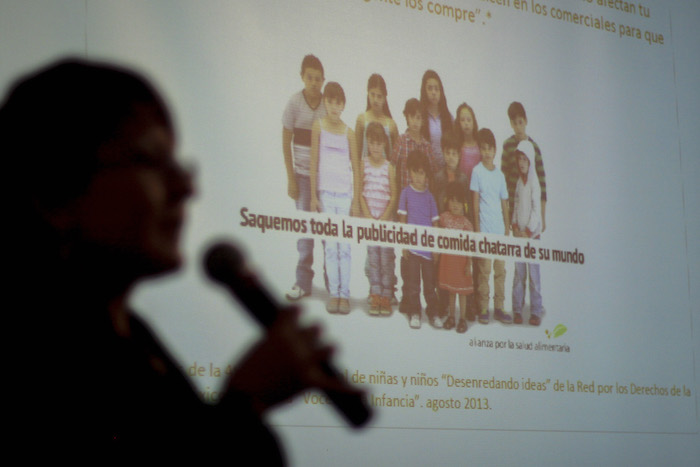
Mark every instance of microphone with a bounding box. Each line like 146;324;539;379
203;241;372;428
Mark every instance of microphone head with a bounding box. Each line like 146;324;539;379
203;241;245;285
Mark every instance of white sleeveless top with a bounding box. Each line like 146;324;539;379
318;126;352;194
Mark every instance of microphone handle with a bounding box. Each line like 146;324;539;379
225;269;372;428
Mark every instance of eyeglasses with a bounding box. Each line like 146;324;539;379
99;152;197;181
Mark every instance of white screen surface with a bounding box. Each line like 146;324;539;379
2;0;698;464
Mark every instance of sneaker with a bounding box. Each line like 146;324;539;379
368;295;381;316
338;298;351;314
477;310;489;324
443;316;456;330
409;314;421;329
456;319;468;333
513;313;523;324
494;309;513;324
379;296;392;316
529;314;542;326
285;284;309;301
430;315;444;329
326;297;339;314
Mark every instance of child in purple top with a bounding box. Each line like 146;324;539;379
398;150;440;329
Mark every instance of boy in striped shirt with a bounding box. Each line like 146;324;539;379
282;55;326;300
500;102;547;232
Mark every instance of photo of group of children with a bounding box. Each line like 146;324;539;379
282;54;547;333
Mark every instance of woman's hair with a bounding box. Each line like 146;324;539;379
1;58;171;246
419;70;452;141
365;121;389;152
454;102;479;145
365;73;392;118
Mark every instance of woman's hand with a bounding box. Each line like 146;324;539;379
226;307;360;414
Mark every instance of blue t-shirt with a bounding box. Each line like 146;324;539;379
398;185;439;259
470;162;508;234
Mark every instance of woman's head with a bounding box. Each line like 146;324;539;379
366;73;392;118
420;70;445;109
455;103;478;142
2;58;193;277
419;70;451;139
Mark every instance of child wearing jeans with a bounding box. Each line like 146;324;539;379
282;54;326;301
511;140;544;325
470;128;512;325
398;150;440;329
501;101;547;231
310;82;360;314
361;122;398;315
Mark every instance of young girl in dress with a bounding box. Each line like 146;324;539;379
419;70;453;171
356;74;399;161
310;82;360;314
437;182;474;333
454;103;480;194
360;122;398;315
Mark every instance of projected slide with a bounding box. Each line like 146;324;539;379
65;0;693;459
169;0;690;436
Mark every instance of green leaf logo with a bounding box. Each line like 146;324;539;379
552;324;567;338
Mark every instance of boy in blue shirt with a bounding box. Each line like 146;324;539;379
470;128;512;325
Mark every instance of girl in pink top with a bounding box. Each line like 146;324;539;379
454;102;481;189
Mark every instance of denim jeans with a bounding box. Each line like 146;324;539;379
367;246;395;297
295;174;314;292
512;262;543;317
319;191;352;298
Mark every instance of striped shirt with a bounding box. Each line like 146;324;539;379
390;132;437;193
362;158;391;219
500;135;546;210
282;90;326;177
